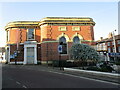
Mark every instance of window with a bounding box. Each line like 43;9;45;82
107;42;110;46
59;36;67;54
58;26;67;31
99;44;102;50
112;41;114;45
59;36;66;43
72;26;80;31
102;43;107;50
117;40;120;44
112;47;115;52
97;44;100;50
108;48;111;53
27;28;35;40
73;36;80;44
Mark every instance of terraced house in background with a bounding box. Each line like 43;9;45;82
5;17;96;64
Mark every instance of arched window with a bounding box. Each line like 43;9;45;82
59;36;67;54
59;36;66;44
73;36;80;44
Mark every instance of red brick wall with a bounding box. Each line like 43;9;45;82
41;42;59;61
10;44;24;62
40;25;95;42
35;28;41;42
37;44;41;61
7;28;40;44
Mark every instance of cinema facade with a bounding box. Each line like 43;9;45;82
5;17;96;64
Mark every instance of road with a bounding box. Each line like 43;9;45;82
2;64;119;88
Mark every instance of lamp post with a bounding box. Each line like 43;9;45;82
112;30;117;62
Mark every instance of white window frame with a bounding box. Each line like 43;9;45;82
58;26;67;31
27;28;35;40
72;26;80;31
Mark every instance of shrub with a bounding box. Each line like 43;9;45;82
115;62;120;65
86;66;101;71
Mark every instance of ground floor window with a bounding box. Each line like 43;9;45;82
59;36;67;54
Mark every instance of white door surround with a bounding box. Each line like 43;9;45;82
24;41;37;64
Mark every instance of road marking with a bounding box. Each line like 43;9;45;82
47;70;119;86
22;85;27;88
16;81;21;85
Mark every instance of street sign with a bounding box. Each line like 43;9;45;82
58;45;62;53
108;53;120;56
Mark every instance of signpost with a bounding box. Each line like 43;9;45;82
14;51;18;65
58;45;62;70
58;45;62;53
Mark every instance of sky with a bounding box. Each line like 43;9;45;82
0;0;119;47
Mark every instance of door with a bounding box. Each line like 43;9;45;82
27;47;34;64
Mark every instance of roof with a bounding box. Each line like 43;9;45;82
5;21;40;30
5;17;95;30
40;17;95;25
96;34;120;43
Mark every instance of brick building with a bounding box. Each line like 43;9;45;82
5;17;95;64
96;34;120;62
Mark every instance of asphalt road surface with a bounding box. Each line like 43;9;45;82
2;64;119;89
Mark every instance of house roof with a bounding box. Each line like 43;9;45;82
96;34;120;43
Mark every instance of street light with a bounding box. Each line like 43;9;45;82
112;30;117;61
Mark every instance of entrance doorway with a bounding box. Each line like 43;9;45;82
24;41;37;64
27;47;34;64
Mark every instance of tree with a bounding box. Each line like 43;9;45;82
69;43;99;68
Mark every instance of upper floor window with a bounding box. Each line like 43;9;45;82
73;36;80;44
107;42;110;46
102;43;107;50
117;40;120;44
72;26;80;31
58;26;67;31
97;44;100;50
27;28;35;40
112;47;115;52
112;41;114;45
108;48;111;53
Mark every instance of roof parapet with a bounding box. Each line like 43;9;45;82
5;21;39;30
